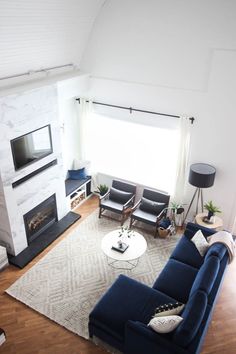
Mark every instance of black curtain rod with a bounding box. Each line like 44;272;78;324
76;98;195;124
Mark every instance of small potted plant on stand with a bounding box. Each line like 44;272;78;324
170;202;185;227
95;184;109;196
203;200;221;224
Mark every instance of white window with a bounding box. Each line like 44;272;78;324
85;106;181;195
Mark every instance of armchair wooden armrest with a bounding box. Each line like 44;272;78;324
130;199;141;212
123;195;135;210
99;190;110;205
155;207;168;222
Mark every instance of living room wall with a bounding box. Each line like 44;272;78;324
80;0;236;232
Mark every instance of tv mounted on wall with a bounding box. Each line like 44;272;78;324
11;125;53;171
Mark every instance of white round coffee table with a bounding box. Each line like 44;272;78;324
101;229;147;270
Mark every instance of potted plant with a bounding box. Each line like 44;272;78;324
171;202;185;215
204;200;221;221
95;184;109;196
170;202;185;227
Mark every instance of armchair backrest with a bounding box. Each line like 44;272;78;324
112;180;136;195
143;188;170;207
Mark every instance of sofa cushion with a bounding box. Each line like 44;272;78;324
148;315;183;334
152;259;198;303
173;290;207;347
89;274;178;340
191;230;210;256
171;236;204;269
109;187;133;204
189;255;220;298
205;243;226;261
154;302;184;317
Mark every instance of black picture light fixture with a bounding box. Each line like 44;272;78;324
183;163;216;223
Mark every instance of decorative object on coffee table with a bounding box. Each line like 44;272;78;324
183;163;216;223
101;229;147;270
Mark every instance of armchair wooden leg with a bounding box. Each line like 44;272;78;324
154;227;158;238
99;207;103;218
121;214;125;226
129;217;133;229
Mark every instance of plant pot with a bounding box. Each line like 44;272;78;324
207;211;214;220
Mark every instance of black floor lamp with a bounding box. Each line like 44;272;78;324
183;163;216;223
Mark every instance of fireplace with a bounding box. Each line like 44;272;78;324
23;194;58;244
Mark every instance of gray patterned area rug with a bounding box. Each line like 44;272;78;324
6;210;180;341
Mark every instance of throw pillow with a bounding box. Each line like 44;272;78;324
191;230;209;257
139;197;165;215
154;302;185;317
148;315;183;334
109;187;133;204
68;168;87;180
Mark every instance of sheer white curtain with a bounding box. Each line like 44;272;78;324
172;117;191;204
75;98;93;160
76;101;191;197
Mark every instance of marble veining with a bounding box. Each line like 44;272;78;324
0;84;69;256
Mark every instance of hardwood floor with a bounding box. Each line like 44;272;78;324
0;195;236;353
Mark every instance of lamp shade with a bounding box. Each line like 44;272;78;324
189;163;216;188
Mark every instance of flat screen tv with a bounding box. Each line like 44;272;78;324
11;125;53;170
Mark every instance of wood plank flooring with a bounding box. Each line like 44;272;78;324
0;195;236;354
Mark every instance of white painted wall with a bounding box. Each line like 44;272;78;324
0;0;106;79
81;0;236;231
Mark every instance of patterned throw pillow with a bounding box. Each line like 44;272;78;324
148;315;183;333
191;230;209;256
154;302;185;317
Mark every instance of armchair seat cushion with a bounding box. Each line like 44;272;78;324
131;209;158;225
89;275;178;340
153;259;198;303
100;199;124;213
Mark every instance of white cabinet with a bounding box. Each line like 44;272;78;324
65;177;92;211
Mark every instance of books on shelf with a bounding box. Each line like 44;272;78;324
112;242;129;253
0;328;6;346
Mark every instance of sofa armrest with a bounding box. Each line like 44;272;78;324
125;320;188;354
184;222;216;240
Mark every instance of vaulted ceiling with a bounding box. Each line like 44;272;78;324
0;0;106;78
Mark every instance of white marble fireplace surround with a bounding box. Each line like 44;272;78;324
0;85;68;256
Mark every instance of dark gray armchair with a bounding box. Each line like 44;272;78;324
129;188;170;237
99;180;136;225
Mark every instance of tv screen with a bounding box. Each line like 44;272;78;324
11;125;53;170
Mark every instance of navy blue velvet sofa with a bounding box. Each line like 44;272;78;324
89;222;229;354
